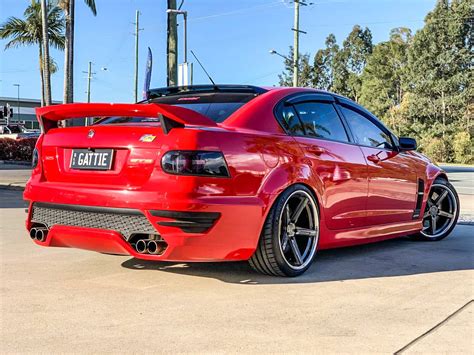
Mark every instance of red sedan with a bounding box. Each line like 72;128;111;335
24;85;459;276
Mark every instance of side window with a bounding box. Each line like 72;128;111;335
340;106;394;149
293;102;349;142
279;105;304;135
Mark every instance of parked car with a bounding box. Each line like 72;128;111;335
16;131;41;140
23;85;459;276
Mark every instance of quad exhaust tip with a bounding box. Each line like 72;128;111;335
135;239;148;254
29;227;48;242
134;239;166;255
29;228;38;239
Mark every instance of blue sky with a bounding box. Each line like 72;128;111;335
1;0;436;103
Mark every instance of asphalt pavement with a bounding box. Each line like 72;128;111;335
1;186;473;353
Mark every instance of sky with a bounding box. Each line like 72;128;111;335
0;0;437;103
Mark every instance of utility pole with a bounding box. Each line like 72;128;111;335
293;0;299;87
85;61;94;103
82;61;95;126
167;0;178;86
133;10;143;102
291;0;308;87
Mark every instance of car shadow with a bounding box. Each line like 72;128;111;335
0;190;27;209
121;225;473;285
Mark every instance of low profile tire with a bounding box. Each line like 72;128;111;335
249;184;319;277
412;177;459;241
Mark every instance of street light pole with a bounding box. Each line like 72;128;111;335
269;49;290;61
13;84;20;120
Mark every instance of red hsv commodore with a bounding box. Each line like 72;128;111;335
24;85;460;276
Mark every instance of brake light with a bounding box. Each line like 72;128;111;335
161;151;230;177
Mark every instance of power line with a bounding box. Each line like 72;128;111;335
187;1;283;22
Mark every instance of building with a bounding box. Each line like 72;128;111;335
0;97;62;129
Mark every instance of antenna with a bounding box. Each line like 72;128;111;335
190;50;217;88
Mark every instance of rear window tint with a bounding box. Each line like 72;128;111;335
150;92;258;123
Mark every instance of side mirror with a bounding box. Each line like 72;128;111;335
399;137;417;151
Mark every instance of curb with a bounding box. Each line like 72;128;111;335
0;160;31;166
0;184;25;191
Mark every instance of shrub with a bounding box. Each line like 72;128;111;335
0;138;37;161
453;131;473;164
420;136;450;163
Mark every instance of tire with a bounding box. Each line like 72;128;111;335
412;177;460;241
249;184;320;277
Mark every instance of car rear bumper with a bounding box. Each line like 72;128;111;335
24;180;267;261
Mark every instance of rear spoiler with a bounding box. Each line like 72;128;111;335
35;103;217;134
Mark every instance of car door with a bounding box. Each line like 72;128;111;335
337;101;418;225
277;94;369;230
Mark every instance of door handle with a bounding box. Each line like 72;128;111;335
367;154;380;163
307;146;326;155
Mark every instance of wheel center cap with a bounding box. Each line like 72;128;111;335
429;206;438;216
286;223;296;237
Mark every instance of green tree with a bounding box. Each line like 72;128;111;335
278;47;313;87
359;27;412;121
58;0;97;103
406;0;473;161
312;33;339;90
343;25;373;102
0;1;64;106
330;25;373;100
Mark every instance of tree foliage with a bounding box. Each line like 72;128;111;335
0;1;64;105
277;0;473;163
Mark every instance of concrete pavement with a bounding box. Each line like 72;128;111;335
0;189;473;353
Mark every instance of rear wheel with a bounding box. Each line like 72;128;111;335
249;184;319;277
414;178;459;241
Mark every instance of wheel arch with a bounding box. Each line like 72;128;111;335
253;168;325;252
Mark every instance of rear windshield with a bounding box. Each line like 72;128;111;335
97;92;258;125
153;92;257;123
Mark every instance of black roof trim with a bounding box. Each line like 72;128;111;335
147;85;267;99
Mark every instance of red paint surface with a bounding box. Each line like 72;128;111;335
24;88;445;261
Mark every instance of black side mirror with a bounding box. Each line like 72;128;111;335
399;137;417;151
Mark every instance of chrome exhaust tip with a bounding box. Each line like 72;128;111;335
147;240;164;255
135;239;148;254
35;228;48;242
29;228;38;240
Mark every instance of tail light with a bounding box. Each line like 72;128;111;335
32;148;39;169
161;151;230;177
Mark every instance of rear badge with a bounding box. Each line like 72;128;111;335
139;134;156;142
88;129;95;138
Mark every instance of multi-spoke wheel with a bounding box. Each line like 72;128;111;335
249;184;319;276
415;178;459;241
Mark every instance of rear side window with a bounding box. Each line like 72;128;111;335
279;106;305;135
340;106;394;149
294;102;349;142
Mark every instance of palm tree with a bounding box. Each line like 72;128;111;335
0;1;64;106
59;0;97;103
40;0;52;105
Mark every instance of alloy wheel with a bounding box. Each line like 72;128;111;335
278;190;319;270
420;183;458;239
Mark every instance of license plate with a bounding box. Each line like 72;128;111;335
70;149;114;170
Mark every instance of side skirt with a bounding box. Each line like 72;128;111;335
319;220;422;250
